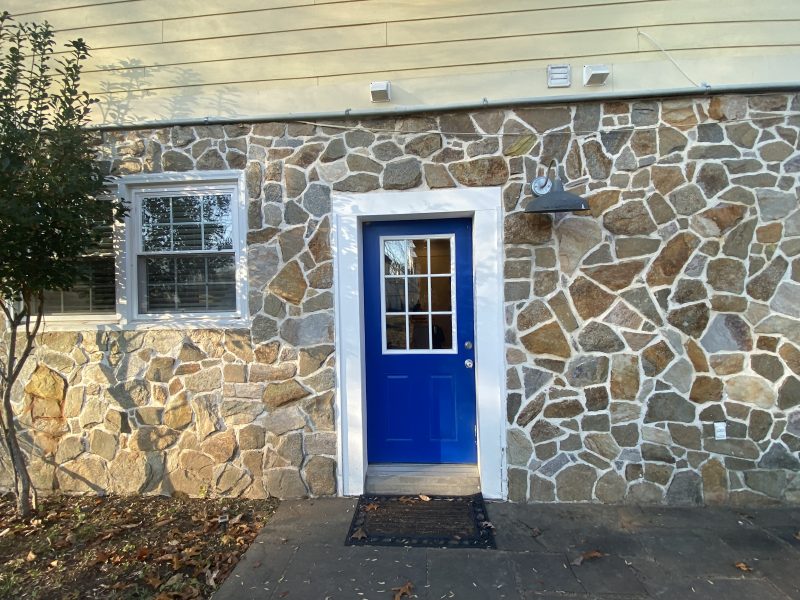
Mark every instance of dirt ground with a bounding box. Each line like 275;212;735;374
0;493;278;599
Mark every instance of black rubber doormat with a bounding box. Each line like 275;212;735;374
345;494;496;549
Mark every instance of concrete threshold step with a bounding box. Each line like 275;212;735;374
365;463;481;496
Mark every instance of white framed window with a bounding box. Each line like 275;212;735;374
379;234;457;354
118;171;248;326
36;171;248;330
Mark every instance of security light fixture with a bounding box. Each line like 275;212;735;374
370;80;391;103
583;64;610;87
525;159;589;214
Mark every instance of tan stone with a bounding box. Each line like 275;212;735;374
56;455;109;493
569;276;615;320
701;458;728;505
146;357;175;382
89;429;118;461
130;426;179;451
689;376;723;403
652;166;685;195
185;367;222;393
642;341;674;376
504;212;552;245
448;157;508;186
25;364;66;405
647;232;700;286
164;393;193;430
584;261;645;292
779;343;800;376
250;362;296;382
108;450;155;494
520;321;571;359
610;355;639;400
269;261;308;305
223;364;247;383
556;218;602;275
254;342;280;364
298;346;334;377
585;189;620;218
725;375;776;408
686;339;709;372
201;430;237;462
263;380;310;409
224;330;255;362
710;354;744;375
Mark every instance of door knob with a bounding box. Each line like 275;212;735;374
465;359;474;369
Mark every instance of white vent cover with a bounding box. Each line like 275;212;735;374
547;64;571;88
370;81;391;103
583;64;610;86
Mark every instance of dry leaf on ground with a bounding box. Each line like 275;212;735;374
392;580;414;599
571;549;607;566
363;503;380;512
418;495;431;502
735;561;753;572
350;527;368;541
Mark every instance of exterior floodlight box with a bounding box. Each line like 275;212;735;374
583;64;610;86
370;81;391;102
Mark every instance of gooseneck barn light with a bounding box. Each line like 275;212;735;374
525;159;589;214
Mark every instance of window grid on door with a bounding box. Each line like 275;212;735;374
380;235;457;354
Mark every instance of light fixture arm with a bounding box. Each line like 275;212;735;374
531;158;561;197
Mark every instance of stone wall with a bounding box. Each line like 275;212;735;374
2;91;799;504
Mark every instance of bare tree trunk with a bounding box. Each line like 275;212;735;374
0;292;44;518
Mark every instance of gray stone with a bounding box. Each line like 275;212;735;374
583;140;612;179
555;464;597;501
666;471;703;506
303;456;336;496
303;184;331;217
566;356;610;388
778;376;800;410
405;134;442;158
556;218;602;275
523;368;552;399
757;190;796;221
603;201;656;235
747;256;788;301
578;321;625;353
722;218;757;259
264;468;307;498
332;173;379;192
645;392;695;423
701;314;752;352
771;282;800;318
162;151;193;171
508;428;533;466
383;157;422;190
745;470;786;499
669;184;706;216
280;313;334;346
667;303;710;338
758;443;800;470
707;258;745;293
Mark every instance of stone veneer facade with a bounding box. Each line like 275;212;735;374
2;92;800;505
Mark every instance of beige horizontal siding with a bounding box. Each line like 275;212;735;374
11;0;800;126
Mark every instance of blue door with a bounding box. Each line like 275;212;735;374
363;218;477;464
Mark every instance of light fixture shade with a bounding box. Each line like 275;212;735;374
524;178;589;213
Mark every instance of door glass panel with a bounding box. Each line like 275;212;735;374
384;240;407;276
386;316;407;350
384;277;405;312
430;277;452;311
407;277;428;312
432;314;453;350
429;238;451;274
409;315;430;349
381;235;455;353
408;239;429;275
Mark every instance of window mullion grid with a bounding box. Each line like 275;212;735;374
426;239;432;350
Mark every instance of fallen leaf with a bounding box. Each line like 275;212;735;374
363;503;380;512
735;561;752;572
419;494;431;502
571;550;607;566
399;496;416;505
794;531;800;541
350;527;368;541
26;551;36;562
144;573;162;588
392;580;414;600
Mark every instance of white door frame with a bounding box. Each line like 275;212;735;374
331;187;507;500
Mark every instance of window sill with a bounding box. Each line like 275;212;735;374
38;313;250;332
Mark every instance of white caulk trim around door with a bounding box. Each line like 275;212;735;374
331;187;507;500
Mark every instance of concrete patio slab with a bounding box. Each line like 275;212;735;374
214;499;800;600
